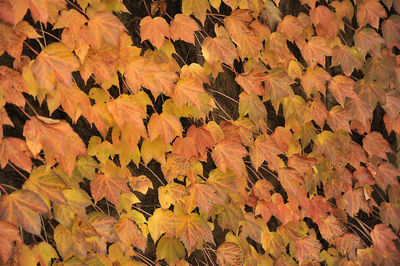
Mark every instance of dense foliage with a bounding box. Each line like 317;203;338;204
0;0;400;264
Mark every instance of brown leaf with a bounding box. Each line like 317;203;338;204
140;16;170;49
170;14;199;44
0;221;21;263
23;116;87;176
363;131;392;159
216;242;243;266
371;224;398;251
0;190;49;235
0;137;32;172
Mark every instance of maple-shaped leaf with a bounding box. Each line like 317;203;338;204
371;224;398;251
129;175;153;194
202;36;238;66
88;212;118;243
113;215;147;252
328;75;357;106
319;215;344;242
187;125;215;158
340;188;367;216
327;105;351;133
212;139;248;175
0;221;21;263
0;66;29;107
380;202;400;231
224;9;263;59
53;9;88;31
277;15;304;42
331;0;354;20
363;131;392;159
31;242;59;266
158;183;186;209
333;233;363;261
239;92;268;129
354;27;385;57
173;77;205;109
294;235;322;265
148;113;183;144
0;137;32;172
302;36;332;68
250;134;283;170
22;166;68;205
376;162;400;191
170;14;199;44
382;15;400;49
344;96;373;129
182;0;210;24
185;182;223;215
207;169;238;201
235;69;267;95
175;212;214;254
301;66;331;98
54;223;87;259
156;236;186;265
264;68;295;109
91;171;130;206
140;16;170;49
30;42;80;91
148;208;177;242
0;21;40;60
357;0;387;29
87;11;125;48
0;190;48;235
216;242;244;266
107;94;147;139
353;166;375;186
23;116;86;176
62;188;92;222
332;45;363;76
310;5;340;38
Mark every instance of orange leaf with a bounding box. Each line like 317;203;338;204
319;215;344;242
354;27;385;56
328;75;357;106
31;42;80;91
173;77;205;109
176;213;214;254
216;242;243;266
148;113;183;144
301;66;331;98
170;14;199;44
23;116;87;176
114;216;147;252
235;69;267;95
327;105;351;133
371;224;398;251
0;190;49;235
0;221;21;263
211;140;248;175
302;36;332;68
0;107;13;137
309;5;340;38
249;134;283;170
332;45;363;76
185;182;223;215
363;131;392;159
294;235;322;264
0;137;32;172
90;173;130;206
129;175;153;194
87;11;126;48
344;96;372;129
357;0;386;29
140;16;170;49
202;36;238;66
187;125;215;158
107;94;147;139
0;66;29;106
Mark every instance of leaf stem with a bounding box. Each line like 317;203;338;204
0;184;8;195
9;163;28;180
23;41;39;55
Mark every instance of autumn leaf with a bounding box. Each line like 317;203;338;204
182;0;210;24
202;36;238;66
148;208;177;242
319;216;344;242
185;182;223;215
31;42;80;91
186;125;215;158
382;15;400;49
310;5;340;38
328;75;357;106
175;212;215;254
235;69;267;95
140;16;170;49
87;11;126;48
302;36;332;68
344;96;373;129
294;235;322;264
170;14;199;44
249;134;283;170
91;172;130;206
327;105;351;133
173;77;206;109
363;131;392;159
23;116;86;176
0;66;29;107
354;27;385;56
31;242;59;266
357;0;386;29
0;190;49;235
156;236;186;265
129;175;153;194
0;221;21;263
148;112;183;144
371;224;398;251
216;242;244;266
331;45;363;76
0;137;32;172
211;139;248;175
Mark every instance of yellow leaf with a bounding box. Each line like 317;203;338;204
156;236;186;265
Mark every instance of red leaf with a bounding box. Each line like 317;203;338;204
363;131;392;159
371;224;398;251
